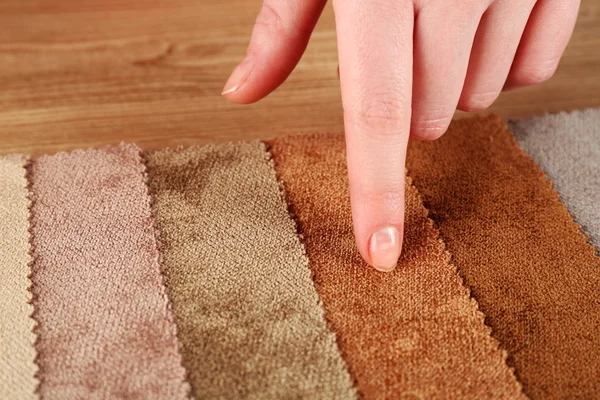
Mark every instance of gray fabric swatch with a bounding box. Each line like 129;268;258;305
510;109;600;253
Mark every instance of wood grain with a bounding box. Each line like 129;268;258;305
1;0;599;155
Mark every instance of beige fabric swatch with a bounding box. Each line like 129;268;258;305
145;142;356;400
0;154;38;400
29;144;189;400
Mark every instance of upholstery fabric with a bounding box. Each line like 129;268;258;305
0;111;598;399
28;145;189;400
0;155;38;400
407;115;600;399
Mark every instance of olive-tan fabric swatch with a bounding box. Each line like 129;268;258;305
407;116;600;399
268;134;524;400
0;155;38;400
29;144;189;400
145;142;356;400
510;109;600;253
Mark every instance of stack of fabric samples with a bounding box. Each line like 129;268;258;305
1;109;599;399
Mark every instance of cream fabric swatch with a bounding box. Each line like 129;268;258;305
0;154;38;400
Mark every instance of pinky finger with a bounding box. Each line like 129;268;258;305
505;0;580;90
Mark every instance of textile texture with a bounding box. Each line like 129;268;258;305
268;133;525;400
28;144;189;400
510;109;600;252
407;115;600;399
144;142;356;400
0;109;598;399
0;155;38;400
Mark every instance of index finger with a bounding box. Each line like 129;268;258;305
333;0;414;272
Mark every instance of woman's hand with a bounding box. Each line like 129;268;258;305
221;0;580;272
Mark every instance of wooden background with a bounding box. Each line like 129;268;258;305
1;0;599;155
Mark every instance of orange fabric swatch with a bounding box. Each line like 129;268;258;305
268;134;524;399
407;116;600;398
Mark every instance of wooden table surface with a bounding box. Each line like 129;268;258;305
1;0;599;155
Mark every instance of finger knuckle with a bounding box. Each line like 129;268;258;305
411;114;452;141
356;185;404;210
514;61;559;86
350;95;408;137
459;90;499;112
255;2;287;38
458;0;488;18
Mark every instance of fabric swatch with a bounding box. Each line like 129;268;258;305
145;142;356;400
510;108;600;253
268;133;525;400
29;144;189;400
0;109;598;398
406;116;600;399
0;155;38;400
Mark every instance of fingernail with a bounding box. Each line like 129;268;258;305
222;55;254;95
369;226;401;272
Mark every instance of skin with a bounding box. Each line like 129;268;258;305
221;0;580;272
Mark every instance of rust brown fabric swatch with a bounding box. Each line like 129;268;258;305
145;142;356;400
406;116;600;399
0;155;38;400
268;134;524;400
29;144;189;400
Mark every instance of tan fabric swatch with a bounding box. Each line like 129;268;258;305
29;144;189;400
0;155;38;400
406;116;600;399
268;134;524;400
145;142;356;400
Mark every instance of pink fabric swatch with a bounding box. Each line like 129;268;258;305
29;144;189;400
